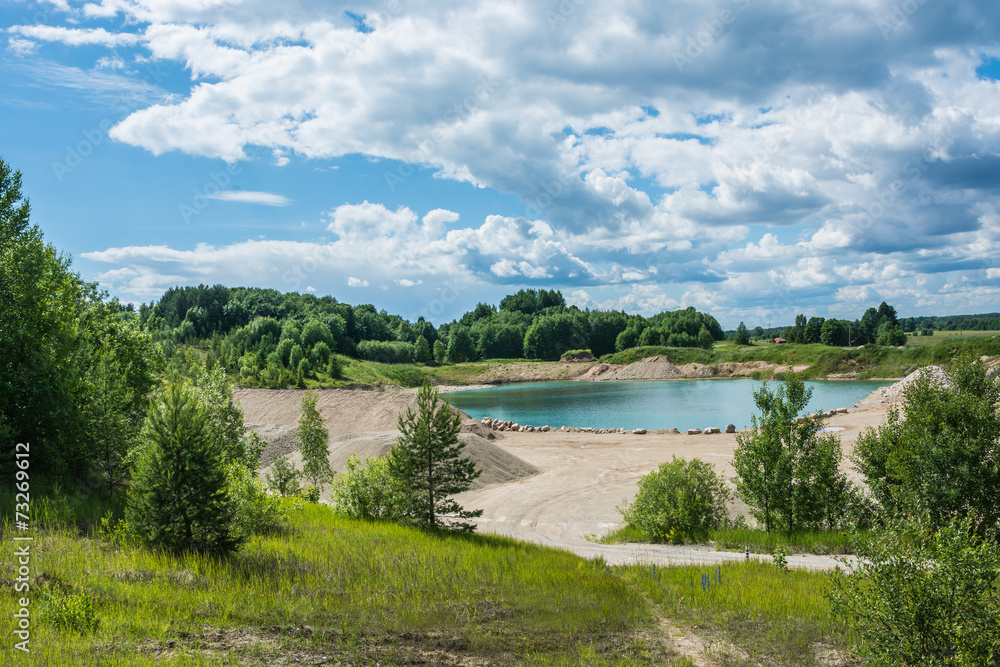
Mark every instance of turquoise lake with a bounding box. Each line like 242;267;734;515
445;379;894;431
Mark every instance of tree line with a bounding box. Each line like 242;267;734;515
138;284;726;387
731;304;1000;348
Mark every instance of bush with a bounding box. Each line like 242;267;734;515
827;512;1000;665
855;357;1000;534
330;453;411;520
620;456;729;543
357;340;415;364
40;590;100;634
225;463;285;539
265;456;301;497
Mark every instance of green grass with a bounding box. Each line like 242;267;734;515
1;499;688;665
596;525;855;555
619;560;855;665
903;329;1000;347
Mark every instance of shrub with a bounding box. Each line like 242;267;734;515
265;456;301;497
620;456;729;543
855;357;1000;534
357;340;415;364
827;511;1000;665
40;590;100;634
330;453;411;520
226;463;285;539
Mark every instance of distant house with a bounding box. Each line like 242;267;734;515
774;337;787;344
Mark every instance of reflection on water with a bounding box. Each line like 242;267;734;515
446;379;894;431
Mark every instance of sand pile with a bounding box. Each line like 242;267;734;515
587;355;686;381
236;387;494;444
263;430;539;491
854;366;952;410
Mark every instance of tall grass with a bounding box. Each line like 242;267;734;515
619;560;855;665
1;500;686;665
596;525;855;556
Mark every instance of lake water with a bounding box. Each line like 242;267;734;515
445;379;894;431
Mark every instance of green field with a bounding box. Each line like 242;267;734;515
2;494;856;666
903;329;1000;347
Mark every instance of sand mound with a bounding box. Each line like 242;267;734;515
264;430;539;492
236;387;494;442
588;355;686;381
854;365;952;410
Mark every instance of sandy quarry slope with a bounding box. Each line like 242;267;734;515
235;387;495;466
577;355;809;381
264;430;540;492
240;382;905;569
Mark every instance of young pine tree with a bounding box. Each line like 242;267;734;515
127;381;241;556
297;390;333;490
388;384;483;532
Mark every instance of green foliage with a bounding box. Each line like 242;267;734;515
620;456;730;543
446;325;476;363
296;390;332;488
771;545;789;570
854;357;1000;534
357;339;415;364
697;325;715;350
40;590;100;634
732;374;854;533
265;456;301;496
225;462;285;540
827;512;1000;666
331;453;412;520
287;344;303;370
734;322;751;345
432;339;447;364
300;319;333;349
388;384;483;531
414;335;432;364
127;381;242;556
310;340;332;367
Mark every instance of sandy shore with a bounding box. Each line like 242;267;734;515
454;407;885;569
242;385;891;570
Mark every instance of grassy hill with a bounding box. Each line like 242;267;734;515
2;494;854;665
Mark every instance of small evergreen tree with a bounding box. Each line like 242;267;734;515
388;384;483;531
127;381;241;556
297;390;332;489
734;322;751;345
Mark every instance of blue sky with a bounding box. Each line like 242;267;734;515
3;0;1000;328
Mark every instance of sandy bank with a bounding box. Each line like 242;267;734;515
240;380;899;569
